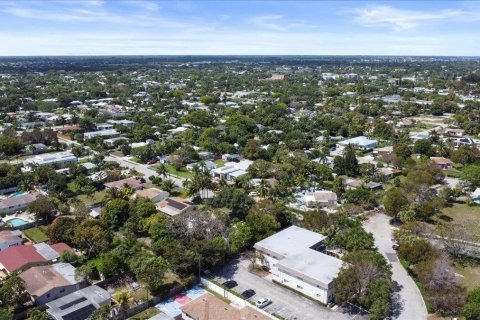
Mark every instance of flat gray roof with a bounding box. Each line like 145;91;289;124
277;250;343;287
254;225;326;259
46;285;111;320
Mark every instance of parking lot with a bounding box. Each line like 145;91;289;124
212;257;367;320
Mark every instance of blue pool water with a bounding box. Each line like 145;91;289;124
9;191;26;198
6;218;29;227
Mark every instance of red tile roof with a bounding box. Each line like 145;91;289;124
0;243;72;273
0;245;45;273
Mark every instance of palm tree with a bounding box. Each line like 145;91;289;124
105;187;120;201
155;163;168;179
113;290;133;320
162;179;176;193
258;179;269;199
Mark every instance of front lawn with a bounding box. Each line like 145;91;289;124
435;203;480;240
23;226;49;243
129;308;159;320
455;258;480;292
76;190;107;206
165;164;193;179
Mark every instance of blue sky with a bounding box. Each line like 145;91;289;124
0;0;479;56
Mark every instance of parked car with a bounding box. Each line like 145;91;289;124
147;159;158;164
241;289;256;299
222;280;238;289
248;191;259;197
255;298;271;308
392;243;399;250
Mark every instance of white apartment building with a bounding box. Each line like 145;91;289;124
254;226;343;304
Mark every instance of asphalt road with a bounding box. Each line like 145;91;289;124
363;213;428;320
213;258;366;320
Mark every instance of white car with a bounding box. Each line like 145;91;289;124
248;191;259;197
255;297;272;308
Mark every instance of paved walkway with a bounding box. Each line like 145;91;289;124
363;213;428;320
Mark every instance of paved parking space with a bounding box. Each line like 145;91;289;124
211;257;367;320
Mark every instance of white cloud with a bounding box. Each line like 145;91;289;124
353;5;472;30
248;15;287;31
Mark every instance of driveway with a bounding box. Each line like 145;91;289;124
363;213;428;320
212;258;366;320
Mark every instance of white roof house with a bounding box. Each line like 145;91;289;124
304;191;338;208
84;129;120;139
24;152;77;168
254;226;343;304
211;160;253;181
338;136;377;150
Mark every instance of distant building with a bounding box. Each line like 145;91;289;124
20;263;83;305
24;152;77;168
46;285;111;320
84;129;120;139
337;136;377;150
254;226;343;304
444;128;465;137
430;157;454;169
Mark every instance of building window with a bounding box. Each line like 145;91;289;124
46;294;50;298
60;289;65;293
283;279;289;283
297;285;303;290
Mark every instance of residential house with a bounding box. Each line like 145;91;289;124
135;188;169;203
181;293;273;320
20;263;83;305
444;128;465;137
104;177;144;191
211;160;253;182
26;143;47;154
0;191;43;214
254;226;343;304
157;197;194;217
0;242;73;274
186;161;216;172
430;157;454;169
0;230;23;251
46;285;111;320
303;191;338;208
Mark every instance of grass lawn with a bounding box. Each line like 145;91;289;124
456;262;480;292
23;227;49;243
171;188;189;199
165;164;193;179
435;203;480;240
76;190;107;206
214;159;225;168
111;150;124;157
67;181;79;192
129;307;159;320
444;168;462;178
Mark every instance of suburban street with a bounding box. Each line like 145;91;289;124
212;258;366;320
104;155;185;188
363;213;428;320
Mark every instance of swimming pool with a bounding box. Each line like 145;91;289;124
6;218;29;228
8;191;26;198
